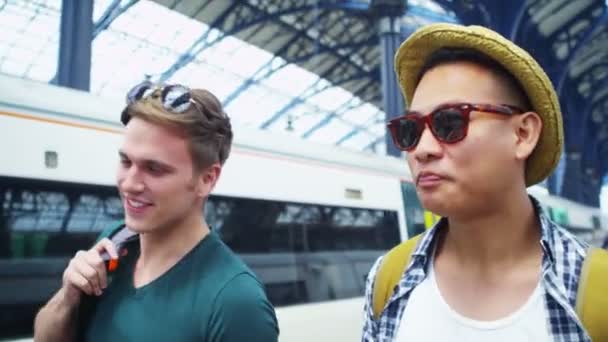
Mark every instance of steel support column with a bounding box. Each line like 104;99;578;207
374;0;405;157
55;0;94;91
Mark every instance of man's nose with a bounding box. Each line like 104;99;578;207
411;123;443;162
119;166;145;193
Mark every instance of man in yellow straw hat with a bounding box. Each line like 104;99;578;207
362;23;607;341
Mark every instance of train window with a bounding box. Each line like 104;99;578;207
66;195;121;232
206;195;400;306
0;176;122;259
6;191;68;232
210;196;400;253
0;176;400;307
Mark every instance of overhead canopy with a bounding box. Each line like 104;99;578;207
0;0;606;205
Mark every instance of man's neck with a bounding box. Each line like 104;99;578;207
431;189;545;321
437;189;542;271
134;213;210;287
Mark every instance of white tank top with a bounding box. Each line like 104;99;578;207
395;256;551;342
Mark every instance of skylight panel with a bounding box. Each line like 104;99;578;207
307;118;352;144
225;84;293;127
308;86;353;112
268;102;325;136
340;130;376;150
341;103;380;126
263;63;321;97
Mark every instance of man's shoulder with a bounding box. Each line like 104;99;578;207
207;272;279;341
547;220;589;259
189;232;265;298
204;232;258;276
204;239;278;341
544;219;589;293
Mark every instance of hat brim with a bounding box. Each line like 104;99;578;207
395;23;563;186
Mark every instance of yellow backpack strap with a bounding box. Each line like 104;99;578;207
576;247;608;341
372;234;422;320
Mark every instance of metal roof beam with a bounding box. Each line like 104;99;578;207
562;65;608;152
509;1;529;40
223;33;376;107
322;0;458;20
301;97;361;139
363;135;384;152
222;9;337;107
160;2;351;84
259;61;376;129
259;78;329;130
289;35;377;65
221;56;286;107
556;8;608;95
301;78;376;139
241;2;374;80
581;77;608;138
335;129;362;146
157;2;239;82
406;4;458;23
433;0;490;26
158;1;375;85
576;88;608;200
93;0;139;39
335;112;383;145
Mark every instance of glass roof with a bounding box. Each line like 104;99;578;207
0;0;60;82
0;0;457;155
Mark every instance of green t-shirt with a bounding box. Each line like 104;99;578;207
81;228;278;342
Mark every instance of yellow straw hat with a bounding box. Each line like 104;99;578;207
394;23;563;186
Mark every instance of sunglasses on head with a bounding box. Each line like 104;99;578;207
387;103;524;151
122;81;201;124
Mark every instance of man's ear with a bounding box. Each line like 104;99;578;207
513;111;542;161
196;163;221;198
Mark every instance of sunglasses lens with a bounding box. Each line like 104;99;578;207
162;85;192;113
126;81;153;104
432;108;466;143
393;118;421;150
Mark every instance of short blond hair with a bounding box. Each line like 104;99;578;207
121;88;232;169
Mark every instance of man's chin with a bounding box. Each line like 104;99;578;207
419;196;448;217
124;217;150;233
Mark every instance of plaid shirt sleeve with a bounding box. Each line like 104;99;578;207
361;255;383;341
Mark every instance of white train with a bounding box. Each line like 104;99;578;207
0;74;605;341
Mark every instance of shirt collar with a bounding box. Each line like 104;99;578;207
531;195;557;265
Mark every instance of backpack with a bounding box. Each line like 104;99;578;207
372;234;608;341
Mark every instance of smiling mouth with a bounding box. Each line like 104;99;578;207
124;197;153;213
127;198;149;208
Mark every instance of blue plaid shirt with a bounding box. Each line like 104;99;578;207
362;197;591;341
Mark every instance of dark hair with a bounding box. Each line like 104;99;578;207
417;48;532;110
